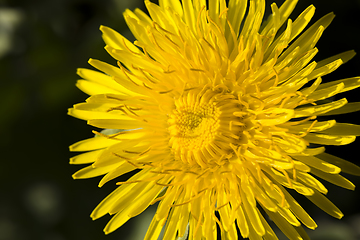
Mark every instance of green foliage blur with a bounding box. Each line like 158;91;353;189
0;0;360;239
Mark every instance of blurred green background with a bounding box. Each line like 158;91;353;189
1;0;360;239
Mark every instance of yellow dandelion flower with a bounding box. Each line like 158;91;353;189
69;0;360;239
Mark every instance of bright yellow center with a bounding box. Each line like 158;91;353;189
170;101;220;150
168;86;248;168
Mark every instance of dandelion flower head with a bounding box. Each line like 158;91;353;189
69;0;360;239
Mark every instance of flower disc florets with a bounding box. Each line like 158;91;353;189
169;85;249;168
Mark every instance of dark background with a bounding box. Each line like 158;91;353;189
1;0;360;239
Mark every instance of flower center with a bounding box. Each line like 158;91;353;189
168;86;247;168
170;100;220;150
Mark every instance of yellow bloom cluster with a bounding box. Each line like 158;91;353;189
69;0;360;239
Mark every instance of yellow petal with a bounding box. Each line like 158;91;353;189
300;76;322;97
261;0;298;37
162;189;186;240
158;0;183;17
88;119;144;129
282;120;336;134
87;59;143;97
77;68;125;92
227;0;247;49
221;223;238;240
303;133;356;146
236;204;249;238
175;203;190;238
69;136;118;152
306;189;343;219
88;58;122;78
301;147;325;156
260;2;280;53
182;0;196;33
72;163;119;179
296;171;327;194
133;8;153;25
317;76;360;94
109;182;153;215
292;155;341;174
293;161;311;172
253;184;278;212
321;101;360;116
123;9;151;45
100;25;141;53
310;168;355;190
91;186;124;220
264;208;303;240
69;149;102;164
294;98;348;118
107;46;163;73
91;169;152;220
256;173;290;208
242;194;265;236
93;141;151;168
259;211;278;240
189;212;203;240
144;216;163;240
103;210;130;234
277;207;301;227
286;48;319;79
146;0;177;34
315;50;356;69
279;12;334;63
99;163;137;187
271;132;307;154
202;190;217;239
265;19;293;63
307;82;344;102
73;101;118;111
306;59;343;81
156;186;179;220
294;226;311;240
256;108;294;126
217;186;232;231
266;3;316;61
76;80;122;95
127;184;164;218
316;153;360;176
68;108;133;121
279;185;317;229
287;3;315;43
319;122;360;136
